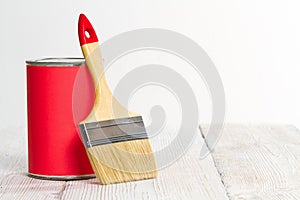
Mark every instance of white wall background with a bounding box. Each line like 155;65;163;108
0;0;299;130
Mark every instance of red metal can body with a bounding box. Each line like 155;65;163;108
26;58;95;180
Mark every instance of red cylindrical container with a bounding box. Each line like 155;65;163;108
26;58;95;180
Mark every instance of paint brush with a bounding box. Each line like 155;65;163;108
78;14;157;184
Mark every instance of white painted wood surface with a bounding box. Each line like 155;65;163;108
1;125;300;199
0;126;228;200
202;125;300;200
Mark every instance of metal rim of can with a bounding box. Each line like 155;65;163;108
27;173;95;181
26;57;85;67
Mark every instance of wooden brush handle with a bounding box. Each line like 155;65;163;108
78;14;137;123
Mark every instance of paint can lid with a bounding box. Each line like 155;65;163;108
26;58;85;66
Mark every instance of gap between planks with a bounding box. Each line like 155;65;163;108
199;125;231;200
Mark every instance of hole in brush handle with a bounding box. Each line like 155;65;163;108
85;30;91;38
78;14;99;46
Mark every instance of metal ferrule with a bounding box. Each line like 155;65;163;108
79;116;148;148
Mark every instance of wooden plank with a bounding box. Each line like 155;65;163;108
0;127;27;176
0;127;65;199
203;124;300;199
61;155;228;200
0;127;228;199
61;130;228;199
0;174;66;200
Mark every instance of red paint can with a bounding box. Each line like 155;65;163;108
26;58;95;180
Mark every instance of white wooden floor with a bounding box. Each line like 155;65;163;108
0;125;300;200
